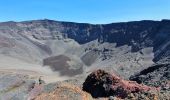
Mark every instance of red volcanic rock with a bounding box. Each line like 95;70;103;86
83;69;159;98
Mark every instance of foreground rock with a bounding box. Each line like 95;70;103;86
0;73;92;100
35;83;92;100
83;69;159;99
0;70;169;100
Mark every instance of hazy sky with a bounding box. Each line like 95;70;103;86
0;0;170;24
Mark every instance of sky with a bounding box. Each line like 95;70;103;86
0;0;170;24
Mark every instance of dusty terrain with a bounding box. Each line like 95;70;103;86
0;19;170;99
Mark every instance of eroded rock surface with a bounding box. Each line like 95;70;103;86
130;63;170;90
83;69;158;98
35;83;92;100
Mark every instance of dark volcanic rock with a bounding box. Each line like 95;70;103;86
83;69;158;98
83;69;114;98
43;55;84;76
130;63;170;90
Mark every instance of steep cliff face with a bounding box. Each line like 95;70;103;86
12;20;170;62
0;19;170;78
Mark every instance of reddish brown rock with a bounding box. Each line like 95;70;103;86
34;83;92;100
83;69;159;98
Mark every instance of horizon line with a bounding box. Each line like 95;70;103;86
0;18;169;25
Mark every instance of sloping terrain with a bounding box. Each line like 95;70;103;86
130;63;170;89
0;19;170;99
1;19;170;78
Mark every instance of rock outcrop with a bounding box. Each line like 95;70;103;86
83;69;158;98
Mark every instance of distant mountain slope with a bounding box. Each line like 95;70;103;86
0;19;170;78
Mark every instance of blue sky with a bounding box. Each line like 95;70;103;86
0;0;170;24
